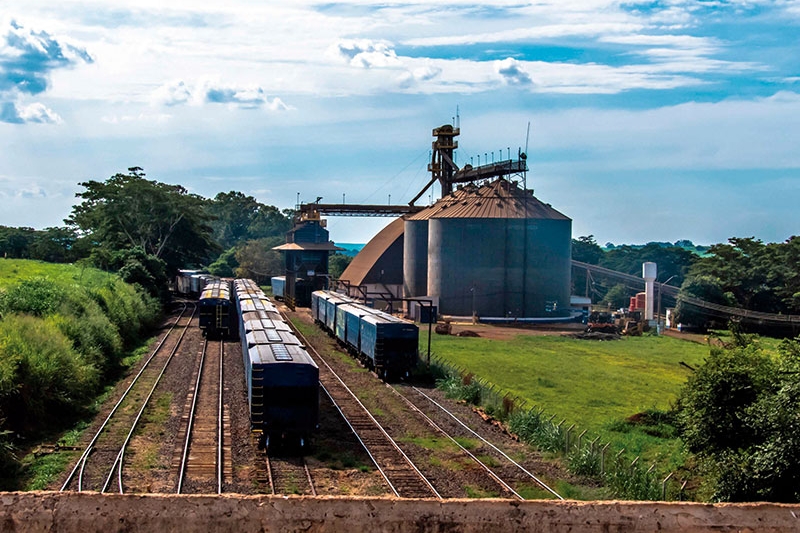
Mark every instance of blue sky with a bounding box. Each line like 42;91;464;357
1;1;799;246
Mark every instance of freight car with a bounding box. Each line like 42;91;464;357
198;279;236;338
270;276;286;300
235;279;319;450
311;290;419;380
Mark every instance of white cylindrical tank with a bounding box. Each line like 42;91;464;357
642;262;657;321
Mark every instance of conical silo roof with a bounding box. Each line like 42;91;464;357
406;178;569;221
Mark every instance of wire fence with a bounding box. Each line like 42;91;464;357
428;353;686;501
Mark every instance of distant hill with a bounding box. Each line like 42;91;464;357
602;240;711;256
336;243;365;257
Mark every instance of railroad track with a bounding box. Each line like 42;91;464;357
266;454;316;496
290;324;440;499
394;384;564;500
176;338;229;494
60;303;196;493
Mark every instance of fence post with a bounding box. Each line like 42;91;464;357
601;443;610;473
577;429;587;450
564;424;575;453
629;456;639;475
662;472;674;501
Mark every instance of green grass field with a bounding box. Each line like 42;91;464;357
0;258;114;289
426;333;710;469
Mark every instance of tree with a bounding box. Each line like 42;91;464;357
676;337;800;502
673;275;732;330
234;237;284;284
66;168;217;273
329;253;353;279
601;283;632;310
206;192;292;249
207;247;239;278
572;235;603;264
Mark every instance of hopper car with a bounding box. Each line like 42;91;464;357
234;279;319;450
311;290;418;380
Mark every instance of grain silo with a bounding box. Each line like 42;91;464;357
405;178;572;318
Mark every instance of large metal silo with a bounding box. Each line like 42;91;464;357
403;218;429;298
426;179;572;318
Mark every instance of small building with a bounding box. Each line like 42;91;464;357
273;208;342;308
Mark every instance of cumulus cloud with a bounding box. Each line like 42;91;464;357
0;101;61;124
328;39;401;68
0;18;91;124
151;80;192;106
151;79;289;110
0;18;92;95
496;58;532;86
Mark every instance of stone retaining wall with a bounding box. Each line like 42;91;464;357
1;492;798;532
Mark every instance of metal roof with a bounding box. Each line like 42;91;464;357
272;242;344;251
407;178;570;221
339;217;405;286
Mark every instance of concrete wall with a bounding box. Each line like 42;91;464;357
1;493;798;533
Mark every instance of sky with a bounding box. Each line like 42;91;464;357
1;1;799;247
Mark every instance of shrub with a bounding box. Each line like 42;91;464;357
0;277;65;317
0;315;99;432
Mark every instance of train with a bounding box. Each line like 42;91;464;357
233;279;319;450
311;290;419;380
270;276;285;300
197;279;236;338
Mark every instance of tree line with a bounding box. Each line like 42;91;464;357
572;234;800;334
0;167;347;294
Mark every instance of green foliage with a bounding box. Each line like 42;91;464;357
207;247;239;277
601;283;632;310
0;315;99;429
600;242;697;287
329;253;353;280
0;277;65;316
674;275;732;330
572;235;603;264
436;374;481;405
234;236;284;284
676;337;800;502
66;167;217;273
207;191;291;249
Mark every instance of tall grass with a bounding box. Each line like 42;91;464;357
0;261;161;484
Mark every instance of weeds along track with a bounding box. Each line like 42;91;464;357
176;338;229;494
266;453;316;496
60;303;196;493
395;385;564;500
290;325;440;499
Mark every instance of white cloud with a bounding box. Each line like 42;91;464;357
150;79;290;110
0;100;61;123
496;58;532;86
327;39;401;69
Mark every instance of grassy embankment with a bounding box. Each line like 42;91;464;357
425;333;708;481
0;258;161;490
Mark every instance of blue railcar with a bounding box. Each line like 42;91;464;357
244;343;318;450
359;312;419;380
198;280;235;338
323;294;348;334
235;277;319;450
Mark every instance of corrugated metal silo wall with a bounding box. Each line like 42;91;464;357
403;219;428;298
428;218;571;317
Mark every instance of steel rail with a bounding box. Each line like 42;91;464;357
217;339;223;494
388;385;523;500
318;383;400;497
61;303;191;492
177;337;208;493
411;386;564;500
102;305;196;493
288;316;440;499
309;350;441;499
304;458;316;496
